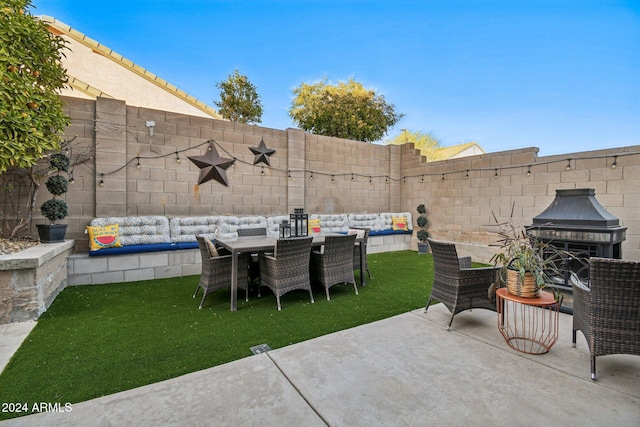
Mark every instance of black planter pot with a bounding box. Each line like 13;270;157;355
36;224;68;243
417;242;430;254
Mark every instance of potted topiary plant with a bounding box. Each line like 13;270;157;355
416;204;430;254
37;153;70;243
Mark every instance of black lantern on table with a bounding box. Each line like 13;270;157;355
279;220;291;238
290;208;308;237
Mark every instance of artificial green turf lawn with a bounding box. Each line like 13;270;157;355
0;251;433;419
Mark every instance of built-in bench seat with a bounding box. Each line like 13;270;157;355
71;212;415;285
86;212;413;257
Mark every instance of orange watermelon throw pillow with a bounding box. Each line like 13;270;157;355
87;224;122;251
391;216;409;231
308;219;322;234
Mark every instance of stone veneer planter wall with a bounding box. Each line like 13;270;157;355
0;240;74;324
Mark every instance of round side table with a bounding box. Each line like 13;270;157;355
496;287;560;354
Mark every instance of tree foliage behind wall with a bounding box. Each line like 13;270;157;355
289;78;404;143
214;69;263;124
0;0;70;174
386;130;442;160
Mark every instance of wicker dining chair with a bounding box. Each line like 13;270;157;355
194;236;249;308
352;227;373;279
258;237;315;310
237;227;267;295
311;234;358;300
425;238;500;330
572;257;640;380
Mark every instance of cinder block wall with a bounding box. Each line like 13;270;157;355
400;144;640;263
31;96;640;261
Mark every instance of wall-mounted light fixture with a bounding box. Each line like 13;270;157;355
145;120;155;137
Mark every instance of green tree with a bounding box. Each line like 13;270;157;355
0;0;70;174
214;69;263;124
289;78;404;143
386;129;442;160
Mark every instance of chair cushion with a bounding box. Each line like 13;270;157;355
203;237;219;257
87;224;122;251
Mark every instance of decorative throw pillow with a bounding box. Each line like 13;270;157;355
308;219;322;234
203;237;219;257
87;224;122;251
391;216;409;231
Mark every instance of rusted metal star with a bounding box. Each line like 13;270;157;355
249;137;276;166
188;142;235;186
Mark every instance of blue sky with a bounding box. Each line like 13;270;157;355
33;0;639;156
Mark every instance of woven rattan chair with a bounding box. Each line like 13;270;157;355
352;227;373;279
259;237;315;310
237;227;267;296
572;257;640;380
311;234;358;300
425;238;499;330
194;236;248;308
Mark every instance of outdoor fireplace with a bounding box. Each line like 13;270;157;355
527;188;626;313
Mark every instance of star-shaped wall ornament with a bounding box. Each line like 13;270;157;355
249;137;276;166
188;142;235;186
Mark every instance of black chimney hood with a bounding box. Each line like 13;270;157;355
532;188;620;228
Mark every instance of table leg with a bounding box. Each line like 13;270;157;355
230;250;238;312
359;242;366;286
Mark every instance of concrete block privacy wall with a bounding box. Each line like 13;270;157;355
25;96;640;263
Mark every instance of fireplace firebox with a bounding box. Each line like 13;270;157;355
527;188;626;313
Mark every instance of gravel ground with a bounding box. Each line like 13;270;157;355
0;238;41;255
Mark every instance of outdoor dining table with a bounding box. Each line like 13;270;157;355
215;234;366;311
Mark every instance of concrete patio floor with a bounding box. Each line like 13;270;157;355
1;303;639;426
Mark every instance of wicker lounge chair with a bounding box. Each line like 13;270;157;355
311;234;358;300
572;257;640;380
352;227;373;279
425;238;499;330
194;236;248;308
259;237;315;310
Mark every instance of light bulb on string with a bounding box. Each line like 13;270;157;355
175;151;181;163
612;156;618;169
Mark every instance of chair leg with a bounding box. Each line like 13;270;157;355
193;286;200;298
198;293;206;309
572;329;577;348
424;297;433;313
353;282;358;295
367;268;373;279
276;296;282;311
447;313;455;331
309;289;315;304
591;356;596;381
325;287;331;301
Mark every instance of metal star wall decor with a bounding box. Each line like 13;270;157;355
188;142;235;186
249;137;276;166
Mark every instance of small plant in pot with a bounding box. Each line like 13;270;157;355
416;204;430;254
489;204;571;302
37;153;70;243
